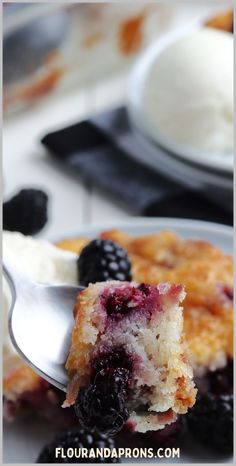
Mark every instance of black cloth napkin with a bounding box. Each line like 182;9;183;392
41;107;233;225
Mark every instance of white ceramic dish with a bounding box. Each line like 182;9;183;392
128;27;233;176
128;128;233;191
3;218;233;464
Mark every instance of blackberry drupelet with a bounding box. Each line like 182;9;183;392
91;347;133;376
3;188;48;235
187;393;233;454
75;368;130;436
77;239;132;286
103;284;153;318
36;427;120;463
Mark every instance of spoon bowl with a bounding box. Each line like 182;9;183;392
3;251;83;391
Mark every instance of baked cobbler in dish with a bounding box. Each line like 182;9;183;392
57;229;233;378
3;228;233;435
64;281;196;434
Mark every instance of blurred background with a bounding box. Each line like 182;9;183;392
3;1;233;240
2;2;234;463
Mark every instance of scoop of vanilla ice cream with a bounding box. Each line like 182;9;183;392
3;231;78;356
142;28;233;155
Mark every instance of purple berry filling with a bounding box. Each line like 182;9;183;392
100;283;161;320
91;347;134;377
222;286;233;301
217;284;233;304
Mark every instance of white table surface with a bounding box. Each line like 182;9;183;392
3;72;133;241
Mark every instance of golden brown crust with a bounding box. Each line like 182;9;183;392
66;289;98;376
55;237;89;254
3;354;41;401
64;282;110;408
205;10;233;33
175;375;196;413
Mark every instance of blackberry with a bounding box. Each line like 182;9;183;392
75;368;130;436
36;427;120;463
91;347;133;376
3;188;48;235
208;360;233;395
187;393;233;454
78;239;132;286
105;293;133;317
195;360;233;396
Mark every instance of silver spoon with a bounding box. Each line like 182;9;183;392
3;250;83;392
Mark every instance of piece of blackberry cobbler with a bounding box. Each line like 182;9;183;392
64;281;196;435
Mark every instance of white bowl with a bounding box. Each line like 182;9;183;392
128;27;233;176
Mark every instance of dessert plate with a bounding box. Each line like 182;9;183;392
128;28;233;175
53;217;233;254
3;218;233;464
